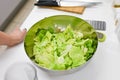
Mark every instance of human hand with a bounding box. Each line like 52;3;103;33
8;27;27;47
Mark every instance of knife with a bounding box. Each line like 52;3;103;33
35;0;102;7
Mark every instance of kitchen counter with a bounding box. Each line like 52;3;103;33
0;1;120;80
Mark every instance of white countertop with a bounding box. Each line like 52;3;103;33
0;1;120;80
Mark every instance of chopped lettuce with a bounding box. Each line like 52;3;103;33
33;25;97;70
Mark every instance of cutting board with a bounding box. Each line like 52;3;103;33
41;6;85;14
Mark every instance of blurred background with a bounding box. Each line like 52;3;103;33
0;0;120;34
0;0;35;33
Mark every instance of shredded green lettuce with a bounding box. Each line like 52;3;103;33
33;25;97;70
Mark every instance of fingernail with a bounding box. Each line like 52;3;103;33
24;28;27;31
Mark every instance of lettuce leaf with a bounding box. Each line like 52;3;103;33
33;25;97;70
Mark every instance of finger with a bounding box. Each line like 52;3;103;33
22;28;27;33
15;27;20;31
22;28;27;36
